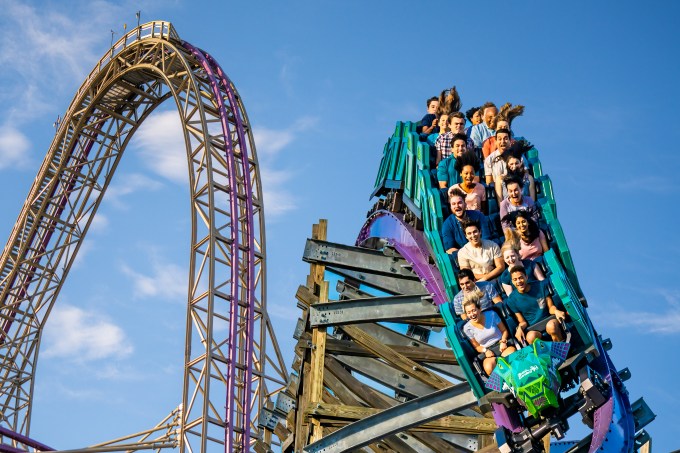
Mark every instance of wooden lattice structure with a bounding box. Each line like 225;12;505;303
263;220;502;453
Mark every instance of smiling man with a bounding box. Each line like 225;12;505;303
452;268;502;320
507;266;566;344
469;102;497;148
457;219;504;282
441;188;492;254
484;128;512;186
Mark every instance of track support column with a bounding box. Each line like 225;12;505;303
308;220;329;443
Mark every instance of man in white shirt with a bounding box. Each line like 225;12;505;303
457;219;504;282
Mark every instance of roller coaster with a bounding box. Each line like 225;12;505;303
0;20;656;453
276;114;656;451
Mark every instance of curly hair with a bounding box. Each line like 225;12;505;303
465;106;480;122
454;151;481;174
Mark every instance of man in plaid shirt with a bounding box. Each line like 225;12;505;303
435;112;475;164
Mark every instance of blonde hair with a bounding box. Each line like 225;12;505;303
462;289;483;311
502;229;521;252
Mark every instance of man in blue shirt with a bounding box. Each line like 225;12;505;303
468;102;497;148
506;266;566;344
417;96;439;137
441;188;493;253
451;268;502;319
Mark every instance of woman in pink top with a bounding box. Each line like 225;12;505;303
513;211;549;260
449;151;486;213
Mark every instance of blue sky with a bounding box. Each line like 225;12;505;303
0;0;678;451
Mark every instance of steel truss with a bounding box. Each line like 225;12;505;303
0;21;287;452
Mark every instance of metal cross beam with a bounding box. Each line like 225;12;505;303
326;266;426;295
309;295;437;326
302;384;477;453
335;280;373;299
303;239;419;280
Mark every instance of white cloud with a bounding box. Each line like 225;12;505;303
253;127;295;157
42;304;133;362
592;289;680;334
4;84;54;125
89;213;110;233
0;0;123;118
0;124;31;169
260;166;297;217
253;116;317;158
252;117;318;218
121;259;188;302
0;0;122;87
266;302;302;321
134;110;188;184
0;0;130;170
106;172;165;208
134;112;317;219
72;240;94;269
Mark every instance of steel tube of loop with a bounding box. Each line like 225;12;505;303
0;425;54;451
181;42;250;452
204;54;258;450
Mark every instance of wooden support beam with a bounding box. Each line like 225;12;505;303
639;440;651;453
325;356;390;408
304;403;497;434
322;359;431;453
296;284;319;307
477;443;501;453
340;324;451;390
274;422;291;444
323;364;367;407
309;282;328;402
308;219;329;444
299;335;458;364
281;432;294;453
294;360;312;452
